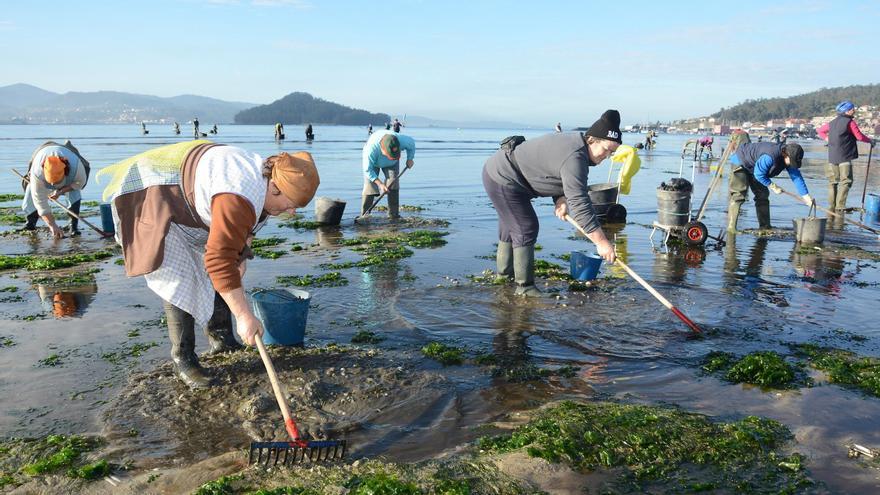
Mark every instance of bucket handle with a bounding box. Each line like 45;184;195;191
808;201;817;219
251;288;304;303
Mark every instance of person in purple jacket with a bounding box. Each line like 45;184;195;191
726;142;813;232
816;101;876;211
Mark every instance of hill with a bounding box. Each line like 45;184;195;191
234;92;389;125
711;84;880;122
0;84;255;124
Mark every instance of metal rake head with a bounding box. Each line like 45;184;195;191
248;440;346;466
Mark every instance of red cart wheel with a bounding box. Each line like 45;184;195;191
683;221;708;246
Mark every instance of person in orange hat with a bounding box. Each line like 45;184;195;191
21;141;90;239
102;141;320;388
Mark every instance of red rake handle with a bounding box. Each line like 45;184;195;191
565;215;702;334
255;334;307;447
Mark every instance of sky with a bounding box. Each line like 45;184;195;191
1;0;879;126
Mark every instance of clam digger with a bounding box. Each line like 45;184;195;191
20;140;91;239
727;141;813;232
481;110;621;296
99;140;320;388
361;130;416;218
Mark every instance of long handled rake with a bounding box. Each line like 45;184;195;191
565;215;703;334
354;166;410;222
12;169;113;238
860;144;874;211
248;334;346;465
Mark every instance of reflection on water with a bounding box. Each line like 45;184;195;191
790;244;846;296
35;283;97;318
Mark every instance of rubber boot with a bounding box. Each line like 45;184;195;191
22;211;39;231
513;245;542;297
496;241;514;281
726;202;742;233
163;301;212;388
361;194;377;215
755;201;772;230
827;183;837;213
204;293;242;355
387;189;400;219
65;200;81;236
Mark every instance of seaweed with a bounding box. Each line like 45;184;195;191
251;237;286;248
701;351;805;389
0;250;115;272
348;472;421;495
421;342;465;366
792;343;880;397
276;272;348;287
351;330;385;344
253;248;285;259
478;401;811;493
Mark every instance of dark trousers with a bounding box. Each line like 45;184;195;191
482;165;538;248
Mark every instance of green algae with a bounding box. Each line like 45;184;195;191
476;354;580;383
68;459;110;480
478;400;811;493
280;219;323;230
467;270;509;286
7;435;103;477
251;237;287;248
0;286;19;292
792;343;880;397
194;474;243;495
32;268;99;287
349;472;421;495
101;342;159;365
533;260;571;281
277;272;348;288
372;204;425;212
253;248;286;259
701;351;804;390
421;342;465;366
0;194;24;202
351;330;385;344
0;209;26;225
37;354;63;367
0;250;114;272
1;336;14;347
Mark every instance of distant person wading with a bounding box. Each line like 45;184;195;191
481;110;621;297
816;100;876;211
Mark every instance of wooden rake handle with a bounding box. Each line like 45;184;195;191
255;334;305;445
780;189;880;235
12;169;112;238
356;165;411;219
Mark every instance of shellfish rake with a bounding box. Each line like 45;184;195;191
248;334;346;466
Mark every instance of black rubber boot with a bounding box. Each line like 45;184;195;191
755;201;772;230
513;245;542;297
204;293;242;355
65;200;81;236
163;301;212;389
496;241;514;281
22;211;39;231
361;194;377;215
387;189;400;219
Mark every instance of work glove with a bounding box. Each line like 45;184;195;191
405;159;414;169
768;183;783;195
802;194;814;206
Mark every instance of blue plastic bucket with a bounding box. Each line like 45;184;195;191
569;251;602;281
251;288;310;346
99;203;115;234
866;193;880;216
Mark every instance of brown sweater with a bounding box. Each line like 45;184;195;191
204;193;256;292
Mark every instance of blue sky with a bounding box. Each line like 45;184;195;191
1;0;878;126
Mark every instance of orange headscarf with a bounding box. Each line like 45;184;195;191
270;151;320;207
43;156;68;184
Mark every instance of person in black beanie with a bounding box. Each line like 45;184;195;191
482;110;622;297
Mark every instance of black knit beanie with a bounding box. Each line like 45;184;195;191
585;110;623;144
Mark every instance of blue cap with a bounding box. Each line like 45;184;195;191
836;100;855;113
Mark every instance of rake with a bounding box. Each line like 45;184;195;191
248;334;346;466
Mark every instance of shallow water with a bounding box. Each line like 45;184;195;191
1;125;880;492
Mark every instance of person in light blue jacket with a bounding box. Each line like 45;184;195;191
361;130;415;218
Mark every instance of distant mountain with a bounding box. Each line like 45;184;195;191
0;84;255;124
234;92;389;125
711;84;880;122
0;83;58;108
403;114;537;129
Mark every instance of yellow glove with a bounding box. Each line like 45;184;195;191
768;183;783;194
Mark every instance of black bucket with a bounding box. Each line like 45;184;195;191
315;197;346;226
588;183;621;223
656;188;692;227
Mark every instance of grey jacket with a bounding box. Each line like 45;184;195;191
484;132;600;233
